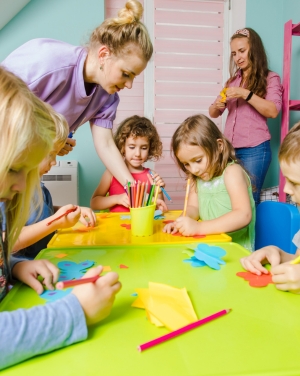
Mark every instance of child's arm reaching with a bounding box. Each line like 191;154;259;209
90;169;130;211
13;205;81;252
1;264;121;369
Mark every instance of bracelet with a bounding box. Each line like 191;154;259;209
245;91;254;102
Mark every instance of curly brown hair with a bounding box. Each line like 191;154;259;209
172;114;237;185
226;28;269;98
114;115;163;161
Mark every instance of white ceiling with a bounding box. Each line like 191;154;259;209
0;0;31;30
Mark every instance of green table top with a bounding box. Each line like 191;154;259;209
1;242;300;376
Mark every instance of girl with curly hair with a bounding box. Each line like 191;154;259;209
91;115;167;212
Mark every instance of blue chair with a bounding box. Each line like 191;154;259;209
255;201;300;254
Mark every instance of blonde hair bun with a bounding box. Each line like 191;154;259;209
116;0;143;25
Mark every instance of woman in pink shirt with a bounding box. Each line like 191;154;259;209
209;28;282;205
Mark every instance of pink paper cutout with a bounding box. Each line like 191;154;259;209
120;264;129;269
236;271;274;287
120;224;131;230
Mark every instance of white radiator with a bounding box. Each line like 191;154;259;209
41;160;78;206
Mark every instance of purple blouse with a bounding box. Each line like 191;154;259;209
1;38;120;132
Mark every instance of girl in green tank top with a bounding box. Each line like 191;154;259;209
163;114;255;251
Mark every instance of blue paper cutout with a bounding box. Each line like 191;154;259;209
120;215;131;220
183;244;226;270
40;288;72;303
58;260;95;281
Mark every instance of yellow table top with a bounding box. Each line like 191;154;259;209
47;211;231;247
1;242;300;375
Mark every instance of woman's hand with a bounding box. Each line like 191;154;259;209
12;260;60;294
58;137;76;156
225;86;249;100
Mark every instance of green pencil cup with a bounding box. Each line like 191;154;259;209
130;204;155;237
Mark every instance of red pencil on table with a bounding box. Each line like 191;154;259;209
56;275;100;289
138;308;231;352
46;207;77;226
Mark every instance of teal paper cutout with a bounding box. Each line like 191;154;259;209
183;244;226;270
58;260;95;281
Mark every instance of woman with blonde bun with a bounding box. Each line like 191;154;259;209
2;0;152;187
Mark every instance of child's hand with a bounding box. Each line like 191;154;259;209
162;221;178;234
72;266;122;326
117;193;130;208
156;199;168;212
271;263;300;294
240;246;282;275
12;260;60;294
175;216;200;236
79;207;96;227
52;204;81;229
151;172;166;189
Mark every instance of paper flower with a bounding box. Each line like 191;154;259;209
40;288;72;303
58;260;95;281
183;244;226;270
236;271;274;287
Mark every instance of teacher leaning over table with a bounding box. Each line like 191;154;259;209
1;0;152;187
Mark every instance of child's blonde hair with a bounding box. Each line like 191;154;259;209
279;121;300;164
114;115;163;161
172;114;237;184
0;67;56;252
49;109;69;148
89;0;153;62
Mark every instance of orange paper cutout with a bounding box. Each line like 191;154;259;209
120;264;129;269
120;224;131;230
236;271;274;287
55;253;68;259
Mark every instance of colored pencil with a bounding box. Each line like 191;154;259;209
56;275;100;289
138;182;145;207
147;184;155;206
183;179;190;216
135;181;141;208
149;170;172;202
153;185;160;205
142;182;148;207
46;207;77;226
138;309;231;352
290;255;300;264
127;182;131;208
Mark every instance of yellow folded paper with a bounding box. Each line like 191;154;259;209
132;282;198;331
220;87;227;103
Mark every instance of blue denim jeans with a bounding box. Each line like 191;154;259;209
235;141;271;206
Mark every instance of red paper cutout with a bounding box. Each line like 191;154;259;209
120;264;129;269
120;224;131;230
163;220;175;224
236;271;274;287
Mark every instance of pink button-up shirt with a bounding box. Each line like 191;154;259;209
218;70;282;148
